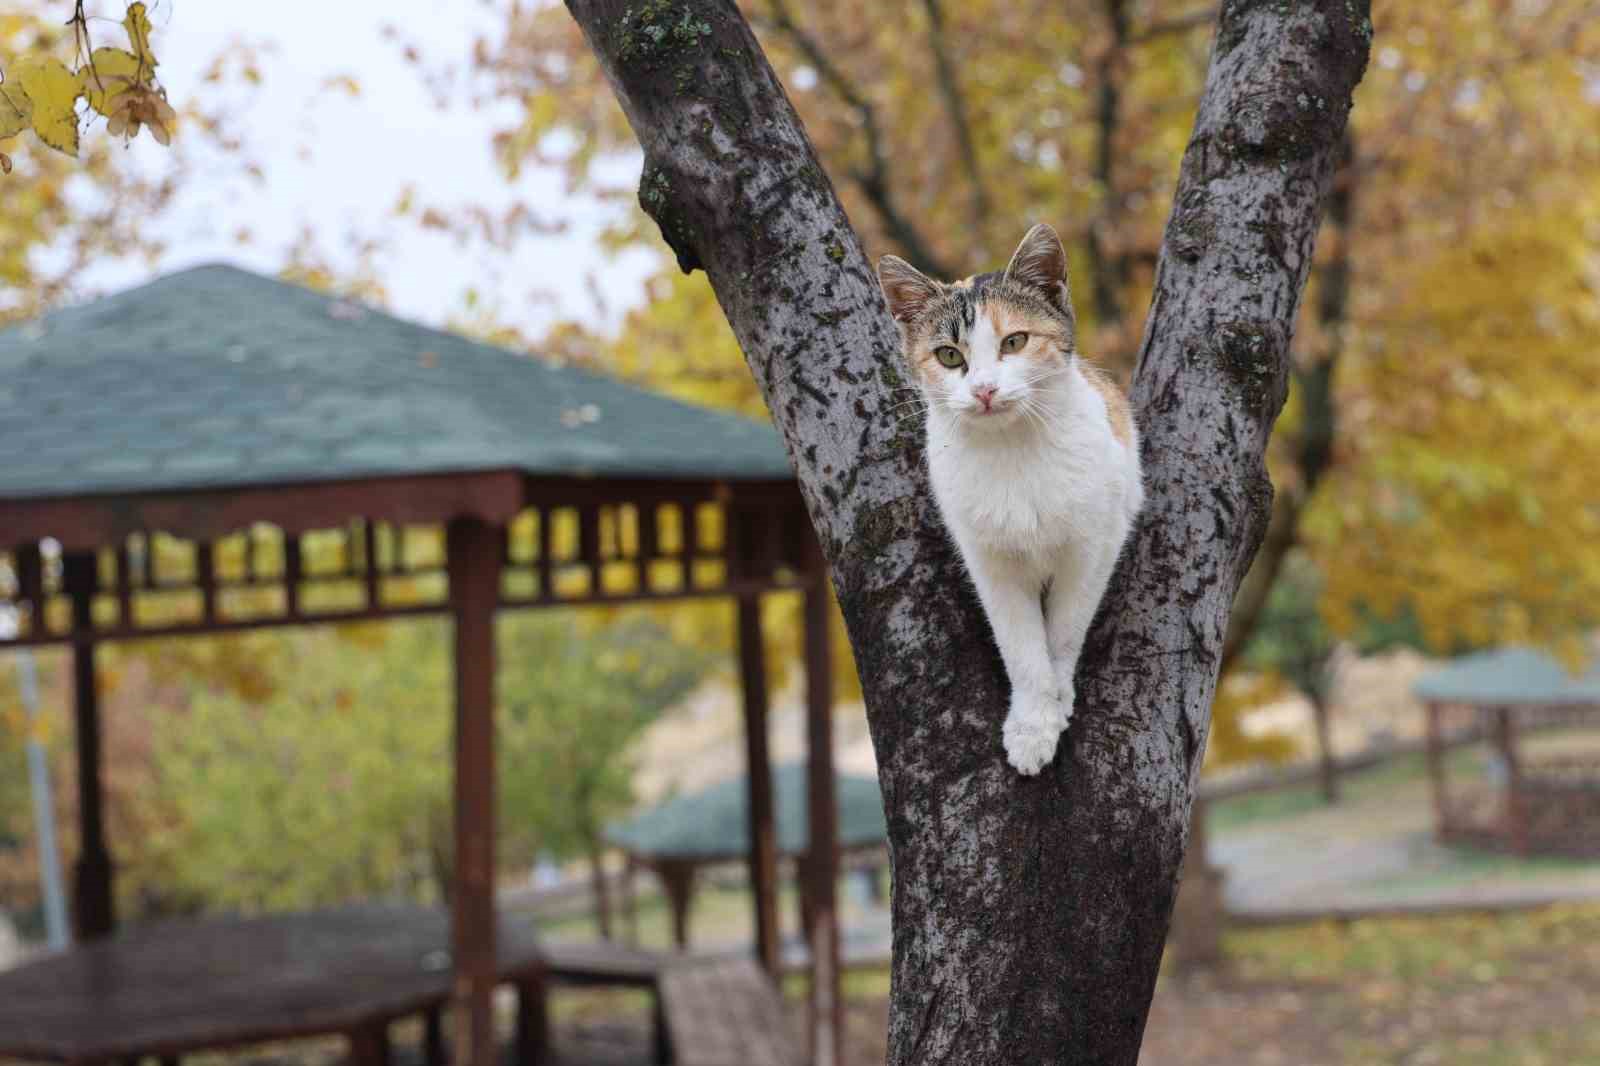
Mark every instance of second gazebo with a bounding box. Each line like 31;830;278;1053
607;763;887;951
1416;646;1600;857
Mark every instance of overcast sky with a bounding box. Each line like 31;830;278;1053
72;0;653;337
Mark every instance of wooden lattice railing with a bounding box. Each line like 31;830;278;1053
1;491;811;646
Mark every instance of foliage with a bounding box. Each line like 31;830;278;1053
498;613;714;864
0;11;179;323
134;613;713;913
0;664;32;855
458;1;1600;764
1242;552;1339;707
1308;192;1600;662
0;3;173;174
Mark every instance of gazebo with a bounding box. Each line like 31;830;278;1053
1416;647;1600;857
0;265;843;1064
606;763;888;951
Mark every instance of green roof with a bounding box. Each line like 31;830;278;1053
0;264;792;501
606;763;887;862
1413;647;1600;707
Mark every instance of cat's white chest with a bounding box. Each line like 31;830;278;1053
926;372;1137;574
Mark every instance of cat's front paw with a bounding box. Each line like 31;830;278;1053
1003;690;1068;776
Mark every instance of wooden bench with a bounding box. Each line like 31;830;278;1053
541;940;673;1064
658;955;802;1066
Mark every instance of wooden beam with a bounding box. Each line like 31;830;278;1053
63;552;114;941
0;470;527;551
802;548;842;1066
737;593;781;978
447;517;500;1066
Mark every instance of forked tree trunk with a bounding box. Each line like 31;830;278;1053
563;1;1371;1061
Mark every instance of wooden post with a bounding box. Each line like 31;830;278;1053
64;553;114;941
447;518;500;1066
737;592;781;978
794;853;814;946
1495;706;1528;855
658;861;696;949
424;1007;446;1066
1425;702;1448;839
514;975;549;1066
621;854;639;946
347;1022;391;1066
802;551;842;1066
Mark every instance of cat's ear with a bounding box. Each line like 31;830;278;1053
1004;223;1075;322
877;255;942;326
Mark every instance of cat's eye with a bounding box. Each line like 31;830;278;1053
934;345;965;369
1000;331;1029;354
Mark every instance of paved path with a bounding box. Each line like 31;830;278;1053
1209;773;1600;917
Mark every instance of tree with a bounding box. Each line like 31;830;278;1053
497;614;714;937
0;8;181;323
1240;551;1341;801
0;3;173;175
476;2;1600;778
561;4;1370;1065
137;614;713;915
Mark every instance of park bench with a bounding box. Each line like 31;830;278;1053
542;943;800;1066
658;954;803;1066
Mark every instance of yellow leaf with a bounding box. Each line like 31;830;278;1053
79;47;142;117
123;2;157;67
13;57;80;156
320;74;362;98
0;151;10;175
0;86;27;140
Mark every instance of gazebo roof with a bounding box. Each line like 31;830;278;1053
606;763;886;862
1412;647;1600;707
0;263;791;502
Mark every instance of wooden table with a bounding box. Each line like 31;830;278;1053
0;905;547;1066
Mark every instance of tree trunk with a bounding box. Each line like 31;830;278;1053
1311;689;1341;804
586;832;614;940
562;2;1371;1061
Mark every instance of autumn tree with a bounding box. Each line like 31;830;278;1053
137;614;712;915
551;3;1371;1064
474;2;1600;783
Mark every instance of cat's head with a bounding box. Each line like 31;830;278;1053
877;223;1077;430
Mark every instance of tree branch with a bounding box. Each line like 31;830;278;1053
1221;129;1358;670
760;0;953;275
563;2;1370;1062
1086;0;1132;341
919;0;991;227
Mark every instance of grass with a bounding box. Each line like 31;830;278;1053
528;875;815;952
1208;748;1482;831
1225;903;1600;986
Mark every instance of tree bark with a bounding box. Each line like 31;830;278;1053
563;1;1371;1062
1219;128;1357;671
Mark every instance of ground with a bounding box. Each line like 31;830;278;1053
536;905;1600;1066
823;906;1600;1066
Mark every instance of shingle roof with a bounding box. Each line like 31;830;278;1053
1412;647;1600;707
0;264;792;500
605;763;887;862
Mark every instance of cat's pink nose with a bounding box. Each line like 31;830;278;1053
973;384;998;411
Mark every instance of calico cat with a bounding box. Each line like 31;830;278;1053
878;223;1144;775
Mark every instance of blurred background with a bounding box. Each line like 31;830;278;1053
2;2;1599;1064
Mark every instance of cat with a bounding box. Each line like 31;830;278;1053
877;223;1144;775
